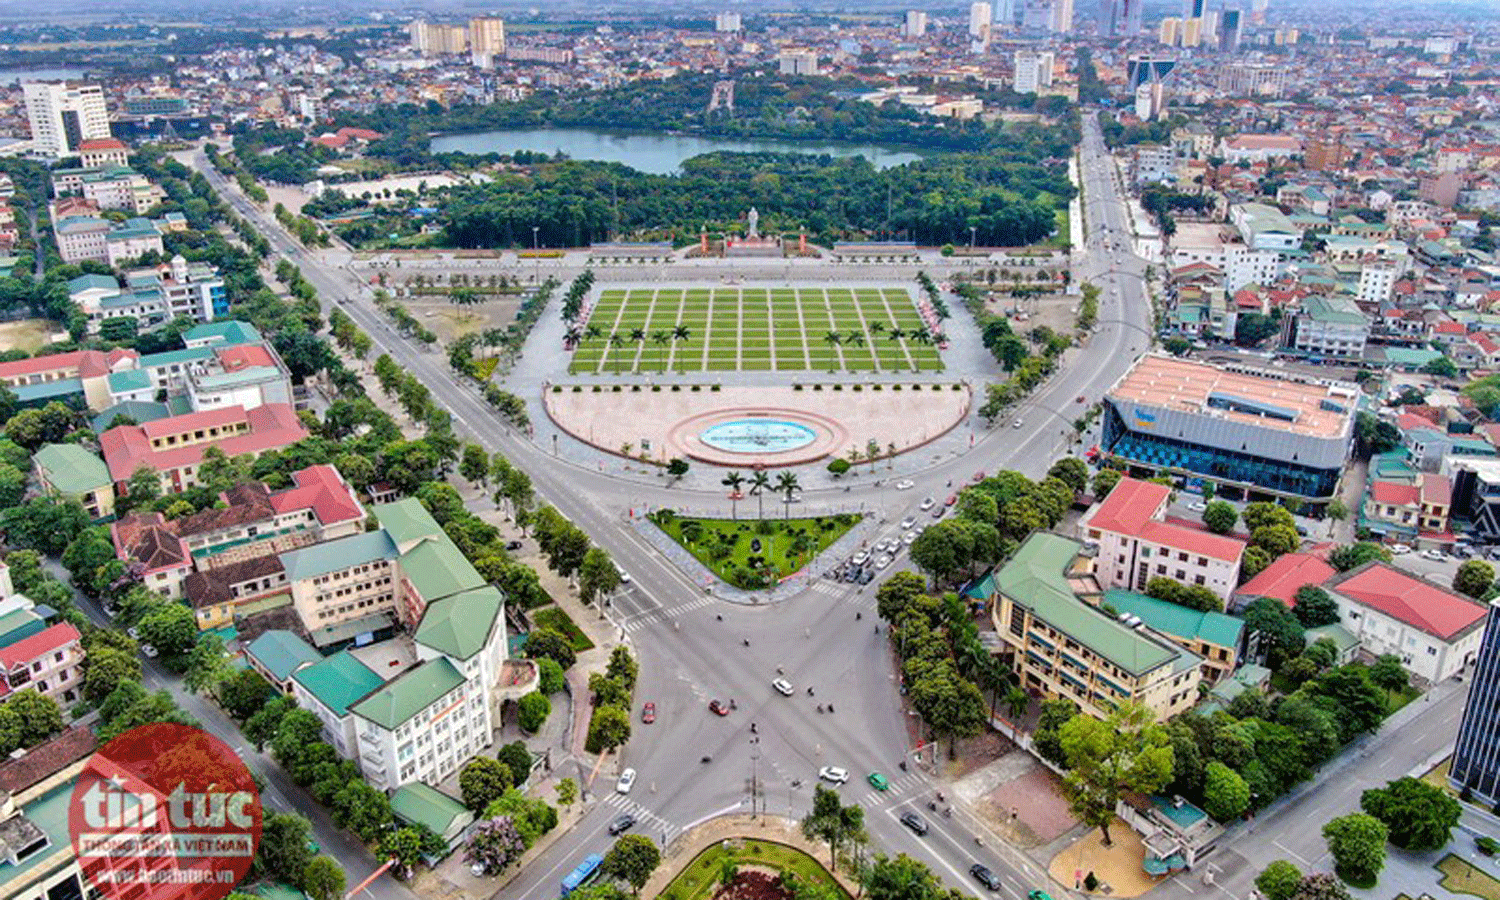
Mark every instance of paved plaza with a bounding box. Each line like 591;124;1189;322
568;285;946;374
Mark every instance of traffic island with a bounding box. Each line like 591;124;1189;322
646;817;856;900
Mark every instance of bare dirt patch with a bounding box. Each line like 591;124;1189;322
0;318;62;353
982;765;1076;848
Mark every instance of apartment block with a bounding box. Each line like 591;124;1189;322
22;81;110;158
980;532;1203;721
1078;476;1245;604
0;623;84;706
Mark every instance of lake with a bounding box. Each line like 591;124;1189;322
429;126;929;174
0;67;85;85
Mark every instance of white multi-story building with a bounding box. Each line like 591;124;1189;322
1078;476;1246;604
1358;262;1399;304
22;81;110;158
469;17;506;55
1325;562;1483;683
1013;50;1055;94
1289;295;1369;358
0;623;84;707
715;12;742;32
969;1;993;38
905;11;929;37
778;50;819;75
1050;0;1074;32
1226;245;1281;291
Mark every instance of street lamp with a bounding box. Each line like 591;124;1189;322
969;226;977;251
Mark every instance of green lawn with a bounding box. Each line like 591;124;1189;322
568;286;943;374
650;511;861;590
1438;854;1500;900
530;606;595;652
657;839;851;900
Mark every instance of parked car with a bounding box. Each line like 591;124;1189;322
615;768;636;794
772;678;794;696
900;517;917;530
895;479;915;490
852;550;870;566
608;813;636;835
875;555;892;570
819;766;849;784
505;540;524;551
900;812;929;835
141;644;159;658
1011;419;1024;429
857;569;874;585
971;471;986;483
945;494;958;506
970;865;1001;891
1187;501;1207;512
709;699;729;716
641;702;656;724
1390;543;1412;555
920;497;936;510
1421;548;1445;561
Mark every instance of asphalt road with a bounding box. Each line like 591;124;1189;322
185;110;1152;899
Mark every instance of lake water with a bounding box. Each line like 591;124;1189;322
429;126;929;174
0;67;85;85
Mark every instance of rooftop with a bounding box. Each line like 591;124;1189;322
1329;562;1485;641
244;630;322;682
1107;354;1358;440
1234;551;1335;606
1083;477;1245;562
292;650;385;716
349;656;466;730
32;443;110;494
1103;590;1244;649
390;782;472;837
280;530;398;583
415;586;503;660
997;533;1184;676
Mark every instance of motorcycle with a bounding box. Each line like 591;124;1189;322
700;756;711;764
944;807;952;818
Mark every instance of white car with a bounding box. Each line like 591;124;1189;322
1011;419;1024;429
1187;501;1207;512
127;627;140;640
618;571;631;583
1421;549;1445;561
818;766;850;785
1390;543;1412;555
895;480;915;491
852;550;870;566
141;644;158;658
772;678;794;696
616;768;636;794
904;531;919;544
919;497;936;510
470;862;488;877
900;517;917;530
875;554;893;570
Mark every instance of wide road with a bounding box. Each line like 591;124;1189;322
187;110;1151;898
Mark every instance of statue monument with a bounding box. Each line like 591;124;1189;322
725;206;779;257
746;207;760;239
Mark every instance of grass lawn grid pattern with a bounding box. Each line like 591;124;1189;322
654;514;861;584
568;287;944;374
1438;854;1500;900
658;839;852;900
530;606;595;652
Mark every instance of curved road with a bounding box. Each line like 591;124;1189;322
189;111;1151;898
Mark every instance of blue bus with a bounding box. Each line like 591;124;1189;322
561;853;604;896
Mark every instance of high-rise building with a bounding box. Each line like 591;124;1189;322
1183;0;1206;19
1218;9;1242;52
1249;0;1269;24
715;12;743;32
1101;0;1143;36
469;17;506;55
1159;17;1181;44
1050;0;1075;33
1013;50;1055;93
1272;27;1299;45
1182;18;1203;46
778;50;819;76
1127;56;1177;88
23;81;111;159
409;20;468;55
905;10;929;37
1022;0;1053;28
969;2;993;38
994;0;1016;27
1450;600;1500;805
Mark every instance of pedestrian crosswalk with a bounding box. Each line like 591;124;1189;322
600;792;683;842
851;770;931;807
619;594;717;632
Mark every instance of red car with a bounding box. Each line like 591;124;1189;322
945;494;958;506
971;471;985;483
709;699;729;716
642;703;656;724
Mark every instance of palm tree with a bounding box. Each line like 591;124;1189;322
584;324;602;342
823;330;843;347
749;471;772;519
629;327;645;343
869;321;886;337
607;333;626;373
722;471;745;519
910;329;932;345
672;324;691;342
775;471;801;519
887;327;907;342
651;329;670;347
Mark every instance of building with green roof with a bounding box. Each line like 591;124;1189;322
31;443;115;519
391;782;474;849
990;533;1203;720
244;630;322;691
415;586;504;661
373;497;444;550
291;650;386;756
401;540;485;608
1102;590;1244;681
348;657;482;791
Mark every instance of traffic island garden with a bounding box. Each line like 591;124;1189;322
657;838;851;900
649;510;861;589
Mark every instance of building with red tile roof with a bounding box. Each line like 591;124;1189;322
110;512;194;600
1231;551;1336;611
0;622;83;706
1079;477;1246;603
98;403;308;494
1325;561;1483;682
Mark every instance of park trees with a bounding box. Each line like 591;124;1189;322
1322;813;1388;886
1243;597;1305;669
601;834;661;896
1359;777;1461;851
802;785;866;868
578;546;622;605
1058;700;1173;845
